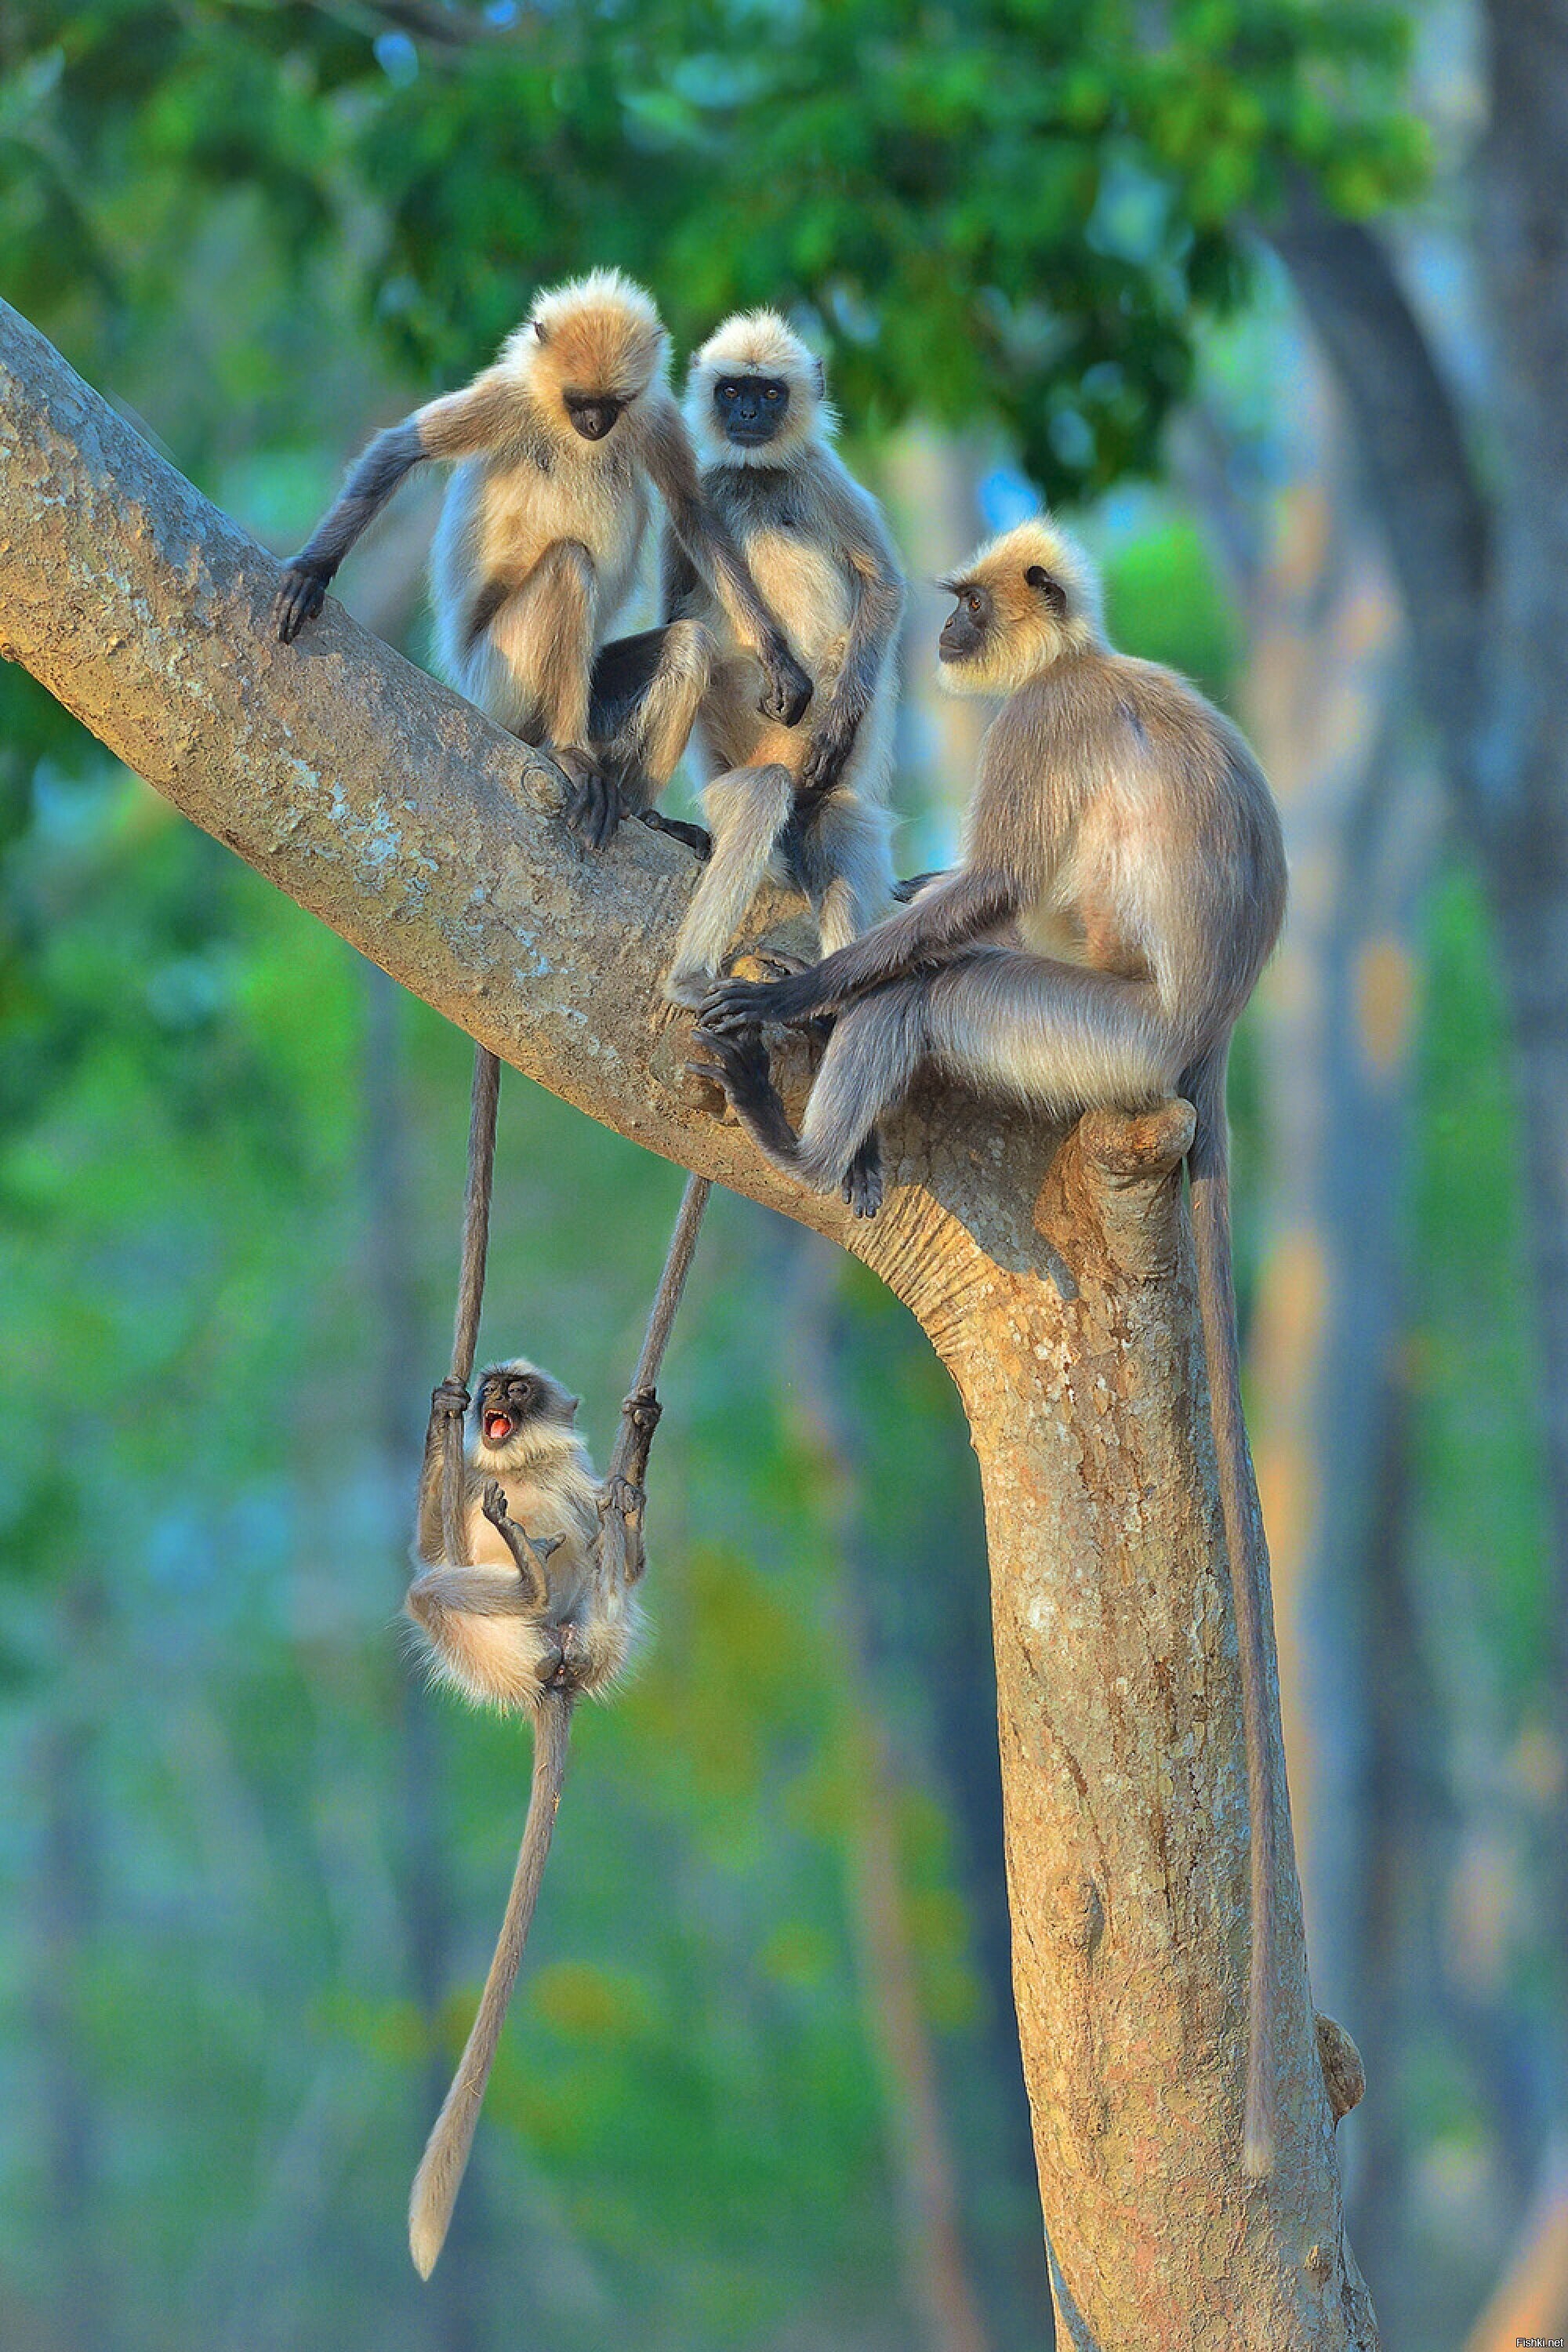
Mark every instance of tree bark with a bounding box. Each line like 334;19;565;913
0;298;1374;2348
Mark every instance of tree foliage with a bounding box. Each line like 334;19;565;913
4;0;1422;496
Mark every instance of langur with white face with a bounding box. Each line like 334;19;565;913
660;311;903;1004
695;517;1290;2179
274;271;811;848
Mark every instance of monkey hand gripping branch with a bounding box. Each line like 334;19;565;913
401;1045;709;2277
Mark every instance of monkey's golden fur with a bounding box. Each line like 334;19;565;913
938;517;1106;690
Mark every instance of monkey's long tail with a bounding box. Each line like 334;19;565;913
1188;1042;1277;2179
408;1688;574;2278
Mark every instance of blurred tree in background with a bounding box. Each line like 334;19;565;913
0;2;1559;2347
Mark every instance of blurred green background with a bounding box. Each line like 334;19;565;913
0;5;1558;2348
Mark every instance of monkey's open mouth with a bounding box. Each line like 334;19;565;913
483;1410;516;1445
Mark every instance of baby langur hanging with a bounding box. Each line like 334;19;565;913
402;1044;708;2278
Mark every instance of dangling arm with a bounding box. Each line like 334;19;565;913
799;482;905;798
699;862;1020;1032
640;395;813;727
274;370;521;643
415;1377;471;1563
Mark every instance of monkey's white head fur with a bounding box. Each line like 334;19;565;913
470;1357;586;1477
685;309;833;466
504;269;669;430
938;516;1106;696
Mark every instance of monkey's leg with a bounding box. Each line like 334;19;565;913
789;982;928;1199
406;1564;541;1624
920;950;1176;1115
663;762;796;1008
462;543;613;848
590;622;715;818
789;793;895;954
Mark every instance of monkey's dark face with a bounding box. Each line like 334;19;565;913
713;374;789;448
475;1368;546;1449
939;583;993;666
563;390;627;442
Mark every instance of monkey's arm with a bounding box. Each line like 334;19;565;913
642;397;812;727
800;488;905;798
659;525;703;627
416;1377;471;1563
479;1479;560;1610
699;864;1018;1031
274;372;520;644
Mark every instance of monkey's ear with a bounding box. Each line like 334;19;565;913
564;1393;581;1421
812;358;826;399
1026;565;1068;617
533;318;548;343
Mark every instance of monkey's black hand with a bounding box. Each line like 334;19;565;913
480;1478;511;1530
684;1026;775;1118
605;1474;645;1526
639;810;713;861
556;749;622;853
758;636;813;729
431;1377;470;1421
798;702;862;797
274;561;333;644
697;967;826;1035
890;869;949;905
622;1385;662;1436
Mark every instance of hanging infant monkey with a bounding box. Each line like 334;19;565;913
695;517;1290;2177
660;312;904;1006
273;270;811;849
403;1051;709;2274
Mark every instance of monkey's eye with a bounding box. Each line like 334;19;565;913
764;386;780;401
967;593;982;615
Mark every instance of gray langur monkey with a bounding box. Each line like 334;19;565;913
273;270;811;850
693;516;1289;2178
404;1357;657;2276
660;311;903;1006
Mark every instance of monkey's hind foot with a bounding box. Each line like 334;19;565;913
685;1027;775;1124
662;964;716;1012
841;1133;884;1218
555;748;622;853
274;564;330;644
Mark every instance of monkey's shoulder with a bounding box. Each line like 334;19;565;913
1000;654;1244;774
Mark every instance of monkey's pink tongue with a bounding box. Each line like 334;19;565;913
485;1414;512;1443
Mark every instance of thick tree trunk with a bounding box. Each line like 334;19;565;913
0;299;1374;2348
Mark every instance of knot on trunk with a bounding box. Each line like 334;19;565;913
1315;2011;1367;2121
1036;1099;1195;1285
